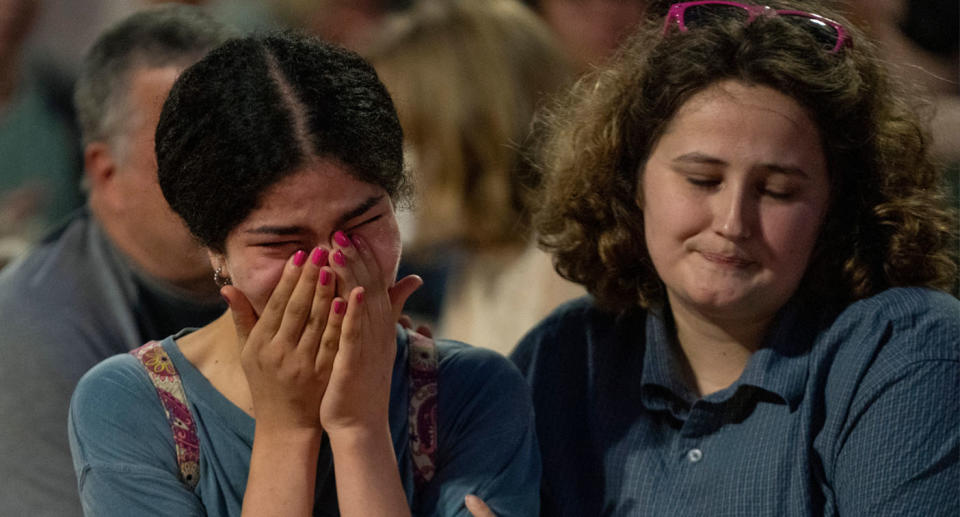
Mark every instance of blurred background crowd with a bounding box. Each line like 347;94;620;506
1;0;957;350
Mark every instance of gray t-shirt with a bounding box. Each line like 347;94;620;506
0;209;224;516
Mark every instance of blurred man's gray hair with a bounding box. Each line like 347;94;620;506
74;4;235;150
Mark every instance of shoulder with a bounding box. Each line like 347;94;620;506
0;213;100;330
510;295;620;374
0;213;89;289
825;287;959;362
435;340;532;418
811;288;959;431
70;352;156;424
843;286;959;322
69;342;178;474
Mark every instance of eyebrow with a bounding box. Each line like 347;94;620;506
673;152;809;178
243;194;385;236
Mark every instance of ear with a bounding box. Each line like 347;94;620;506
208;250;229;278
84;142;120;207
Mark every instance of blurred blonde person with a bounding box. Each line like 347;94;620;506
367;0;583;354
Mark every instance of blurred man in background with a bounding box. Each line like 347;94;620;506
0;5;232;514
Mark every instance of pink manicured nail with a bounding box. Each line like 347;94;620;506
334;231;351;247
293;250;307;266
310;247;326;266
333;249;346;266
319;270;330;286
351;234;364;251
356;291;364;303
333;300;345;314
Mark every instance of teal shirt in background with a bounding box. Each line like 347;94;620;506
0;73;82;234
69;328;540;516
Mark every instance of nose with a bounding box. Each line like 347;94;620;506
712;186;753;240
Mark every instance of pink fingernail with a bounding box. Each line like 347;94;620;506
319;270;330;286
333;249;346;266
351;234;363;251
333;300;345;314
356;291;365;303
310;247;325;266
293;250;306;266
334;231;351;247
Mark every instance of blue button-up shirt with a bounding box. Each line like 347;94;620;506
511;287;959;516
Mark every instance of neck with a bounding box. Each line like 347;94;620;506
669;301;774;397
179;312;255;415
92;202;219;299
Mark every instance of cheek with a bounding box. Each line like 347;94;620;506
229;258;286;315
372;231;402;285
762;205;826;269
642;173;704;248
353;217;402;285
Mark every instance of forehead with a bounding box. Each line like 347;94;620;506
669;80;816;133
239;161;388;227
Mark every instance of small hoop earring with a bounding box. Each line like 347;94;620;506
213;266;232;288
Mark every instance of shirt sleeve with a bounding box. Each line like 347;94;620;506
832;359;959;516
829;293;960;516
68;354;205;516
422;344;541;517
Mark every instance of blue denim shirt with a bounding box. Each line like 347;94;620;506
511;287;959;516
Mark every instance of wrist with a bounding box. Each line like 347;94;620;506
254;423;325;448
326;423;392;452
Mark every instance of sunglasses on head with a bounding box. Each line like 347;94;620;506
663;1;852;54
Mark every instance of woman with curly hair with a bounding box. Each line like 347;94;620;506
511;1;959;515
67;32;539;516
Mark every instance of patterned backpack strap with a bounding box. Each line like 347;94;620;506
130;341;200;489
407;330;438;491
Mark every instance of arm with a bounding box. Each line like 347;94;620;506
833;358;959;516
68;355;206;516
321;233;421;517
223;248;342;517
425;345;541;517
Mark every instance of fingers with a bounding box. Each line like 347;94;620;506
399;313;433;338
388;275;423;321
415;324;433;339
275;248;327;346
315;295;345;379
330;232;381;298
464;495;497;517
256;249;311;337
337;286;366;366
298;261;336;353
222;285;256;349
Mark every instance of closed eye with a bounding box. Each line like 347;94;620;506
345;214;382;232
254;241;301;248
762;188;794;200
686;177;721;189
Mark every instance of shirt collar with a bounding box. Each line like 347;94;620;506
735;301;818;410
640;306;699;415
640;299;818;413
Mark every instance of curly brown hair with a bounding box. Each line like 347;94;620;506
534;0;957;311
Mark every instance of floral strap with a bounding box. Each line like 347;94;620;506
130;341;200;489
407;330;439;491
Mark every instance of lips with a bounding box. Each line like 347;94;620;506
699;251;756;268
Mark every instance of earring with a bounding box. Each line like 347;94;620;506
213;266;232;288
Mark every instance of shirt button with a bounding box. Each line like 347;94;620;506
687;448;703;463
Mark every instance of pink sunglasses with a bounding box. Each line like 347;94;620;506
663;1;852;53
